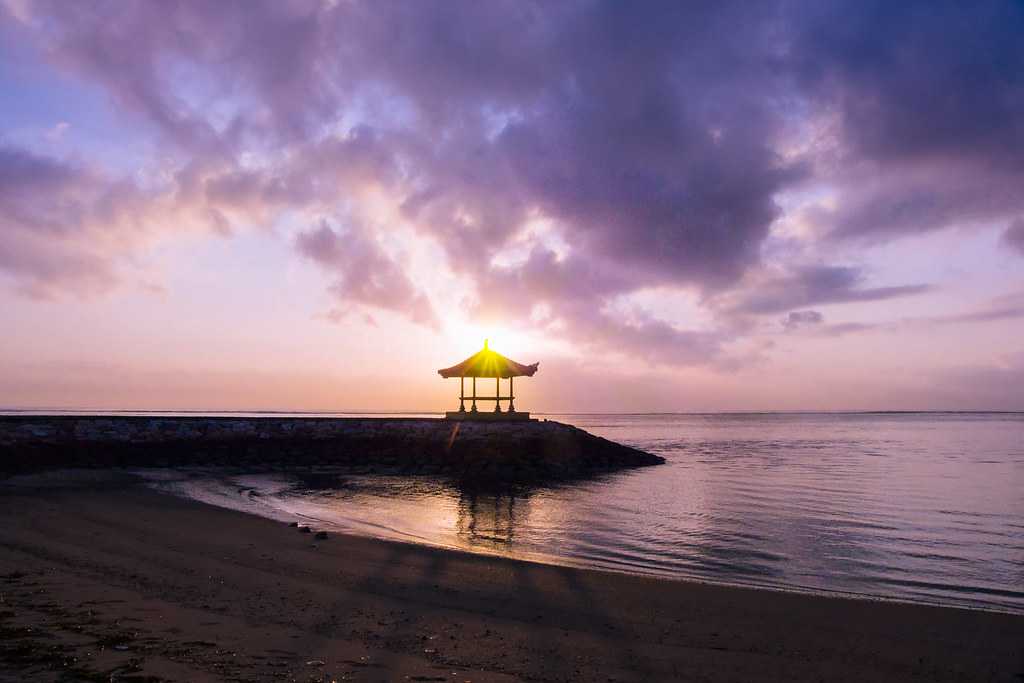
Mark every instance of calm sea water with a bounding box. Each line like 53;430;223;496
143;412;1024;613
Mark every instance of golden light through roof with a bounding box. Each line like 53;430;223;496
437;339;539;379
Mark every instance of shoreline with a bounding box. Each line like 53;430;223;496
1;480;1021;681
146;469;1023;618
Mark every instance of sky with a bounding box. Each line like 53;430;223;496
0;0;1022;412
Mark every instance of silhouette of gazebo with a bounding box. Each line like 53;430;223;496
438;340;538;420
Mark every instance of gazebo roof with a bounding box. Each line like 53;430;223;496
438;340;539;379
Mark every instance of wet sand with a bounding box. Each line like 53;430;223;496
0;483;1020;682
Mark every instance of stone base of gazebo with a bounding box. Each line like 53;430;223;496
444;410;532;421
0;415;665;481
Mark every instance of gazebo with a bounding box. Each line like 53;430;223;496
438;340;538;420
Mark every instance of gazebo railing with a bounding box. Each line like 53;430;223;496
459;376;517;413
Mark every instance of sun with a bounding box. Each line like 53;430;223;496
445;319;533;358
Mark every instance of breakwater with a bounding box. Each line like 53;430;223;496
0;415;664;481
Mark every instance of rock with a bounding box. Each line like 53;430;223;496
314;531;328;540
288;521;298;527
0;415;665;480
299;526;312;533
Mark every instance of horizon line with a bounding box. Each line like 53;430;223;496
2;407;1022;417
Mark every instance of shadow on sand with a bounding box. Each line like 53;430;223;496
282;471;653;679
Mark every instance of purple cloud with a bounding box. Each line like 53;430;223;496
720;265;931;315
783;310;824;330
3;0;1021;366
930;353;1024;410
0;145;149;297
778;291;1024;338
1002;219;1024;256
790;2;1024;242
295;220;437;328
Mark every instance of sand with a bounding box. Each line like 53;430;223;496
0;482;1020;682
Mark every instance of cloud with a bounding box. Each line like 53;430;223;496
933;304;1024;325
0;145;147;297
930;353;1024;410
782;310;824;330
0;121;409;295
0;144;280;296
4;0;1022;368
45;121;70;142
23;1;334;152
899;291;1024;328
779;290;1024;338
720;265;930;315
464;246;749;367
789;2;1024;243
792;2;1024;171
1002;219;1024;257
295;219;437;328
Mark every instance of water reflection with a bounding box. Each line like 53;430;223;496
456;488;522;548
150;412;1024;613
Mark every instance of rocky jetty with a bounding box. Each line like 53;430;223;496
0;416;664;482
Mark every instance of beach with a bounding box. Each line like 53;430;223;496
4;2;1023;681
1;482;1020;682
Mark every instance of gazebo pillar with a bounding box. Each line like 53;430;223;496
437;340;538;421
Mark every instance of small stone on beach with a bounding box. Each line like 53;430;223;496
299;526;312;533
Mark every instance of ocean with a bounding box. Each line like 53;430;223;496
142;412;1024;613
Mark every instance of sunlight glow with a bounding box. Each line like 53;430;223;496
444;319;535;359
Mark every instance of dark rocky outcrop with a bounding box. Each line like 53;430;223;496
0;416;664;482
